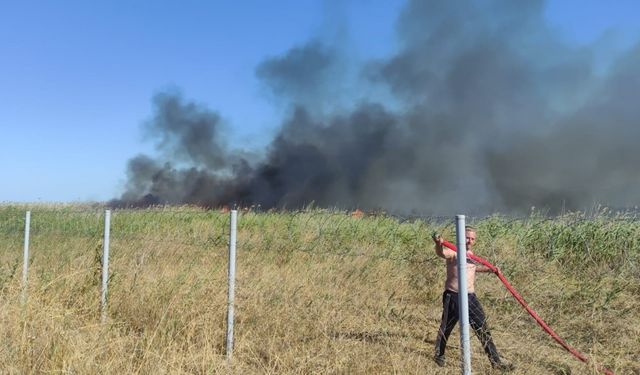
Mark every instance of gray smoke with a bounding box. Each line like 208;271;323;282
113;0;640;215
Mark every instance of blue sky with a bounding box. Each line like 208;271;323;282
1;0;639;203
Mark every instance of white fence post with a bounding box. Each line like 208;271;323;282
21;210;31;303
456;215;472;374
101;209;111;323
226;209;238;363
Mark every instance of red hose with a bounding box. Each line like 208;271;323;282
438;238;614;375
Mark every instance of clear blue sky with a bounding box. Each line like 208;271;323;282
1;0;639;203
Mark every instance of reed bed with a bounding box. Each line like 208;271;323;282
0;205;637;374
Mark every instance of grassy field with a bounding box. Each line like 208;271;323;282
0;204;638;374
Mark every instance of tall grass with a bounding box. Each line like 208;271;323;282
0;205;637;374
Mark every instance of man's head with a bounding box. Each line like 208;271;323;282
465;226;477;249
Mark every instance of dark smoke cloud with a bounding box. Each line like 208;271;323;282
113;0;640;215
256;40;339;109
113;93;252;207
488;43;640;210
142;92;228;169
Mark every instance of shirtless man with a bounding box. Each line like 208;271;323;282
433;226;514;371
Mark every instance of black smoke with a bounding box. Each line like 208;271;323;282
113;0;640;215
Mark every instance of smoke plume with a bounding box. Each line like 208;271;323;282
113;0;640;215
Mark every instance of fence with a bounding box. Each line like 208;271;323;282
0;204;638;374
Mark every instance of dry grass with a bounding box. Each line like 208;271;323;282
0;205;638;374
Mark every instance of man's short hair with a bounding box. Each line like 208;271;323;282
465;226;476;232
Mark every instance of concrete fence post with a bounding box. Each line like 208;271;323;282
101;209;111;323
226;209;238;362
21;210;31;303
456;215;472;374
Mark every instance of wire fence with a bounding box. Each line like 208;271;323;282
0;204;638;374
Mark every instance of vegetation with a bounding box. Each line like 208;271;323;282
0;204;638;374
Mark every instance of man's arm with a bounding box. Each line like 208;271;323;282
475;264;493;272
469;251;498;273
434;234;457;259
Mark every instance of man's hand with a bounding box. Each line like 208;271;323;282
431;232;442;245
433;232;450;259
